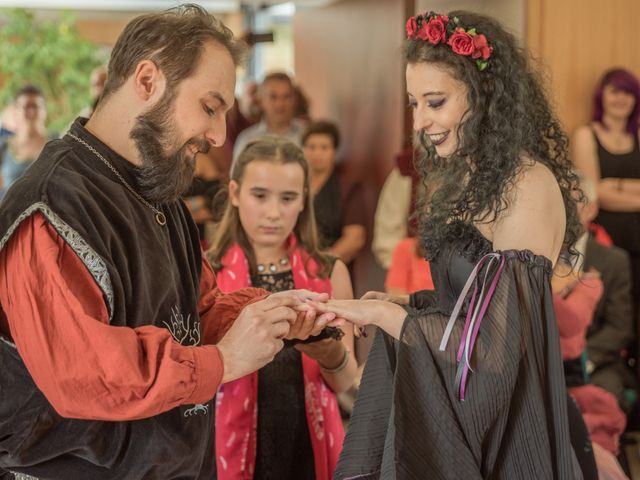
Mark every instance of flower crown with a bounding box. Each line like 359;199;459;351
406;12;493;71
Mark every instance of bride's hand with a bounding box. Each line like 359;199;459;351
360;291;410;305
307;299;407;340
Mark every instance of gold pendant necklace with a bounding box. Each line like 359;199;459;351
68;133;167;226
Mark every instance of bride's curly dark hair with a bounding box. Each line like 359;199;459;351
406;11;582;260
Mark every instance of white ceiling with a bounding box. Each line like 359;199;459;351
0;0;340;13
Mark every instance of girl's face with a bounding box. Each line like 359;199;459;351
406;62;469;158
602;84;636;121
230;159;306;250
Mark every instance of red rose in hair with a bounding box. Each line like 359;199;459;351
447;28;475;56
406;16;417;38
417;15;448;44
471;34;492;60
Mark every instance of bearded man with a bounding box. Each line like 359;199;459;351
0;5;331;479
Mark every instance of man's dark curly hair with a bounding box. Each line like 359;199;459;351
405;11;582;260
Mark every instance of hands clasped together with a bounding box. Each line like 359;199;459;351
217;289;410;383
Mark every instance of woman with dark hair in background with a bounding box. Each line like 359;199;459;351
571;68;640;333
302;120;366;265
311;11;594;479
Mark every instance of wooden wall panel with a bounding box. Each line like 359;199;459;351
416;0;525;43
527;0;640;136
293;0;406;185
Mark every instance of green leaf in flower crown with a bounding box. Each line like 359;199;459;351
476;59;488;71
467;28;476;35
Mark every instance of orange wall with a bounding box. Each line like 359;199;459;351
527;0;640;137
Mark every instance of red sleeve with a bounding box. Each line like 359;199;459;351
553;277;603;338
385;238;412;291
197;257;269;345
0;213;223;421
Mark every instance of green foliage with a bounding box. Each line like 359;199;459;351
0;8;105;133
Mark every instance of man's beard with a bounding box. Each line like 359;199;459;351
130;89;210;204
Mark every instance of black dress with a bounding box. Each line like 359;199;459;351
334;223;583;479
251;271;316;480
313;170;366;251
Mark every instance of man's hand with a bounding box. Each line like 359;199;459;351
217;294;298;383
270;290;339;340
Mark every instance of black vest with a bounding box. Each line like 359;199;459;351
0;120;215;479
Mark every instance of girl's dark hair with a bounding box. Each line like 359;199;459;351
207;136;333;277
405;11;582;260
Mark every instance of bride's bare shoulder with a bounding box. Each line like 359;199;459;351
492;159;565;262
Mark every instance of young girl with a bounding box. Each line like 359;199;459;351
207;137;357;480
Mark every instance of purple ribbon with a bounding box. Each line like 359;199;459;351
439;252;506;400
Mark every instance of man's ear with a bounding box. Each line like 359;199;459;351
229;180;240;207
132;59;166;102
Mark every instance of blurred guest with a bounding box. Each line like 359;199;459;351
571;68;640;328
302;121;366;264
0;85;48;199
371;146;418;269
183;150;224;247
89;66;108;108
79;66;108;119
576;175;638;413
293;84;311;121
0;104;17;138
552;257;628;464
551;257;603;384
237;79;262;125
385;236;433;296
232;72;305;169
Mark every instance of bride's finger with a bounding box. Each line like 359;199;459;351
360;291;387;301
327;317;346;328
354;324;368;338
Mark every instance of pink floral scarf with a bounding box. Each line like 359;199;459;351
214;235;344;479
